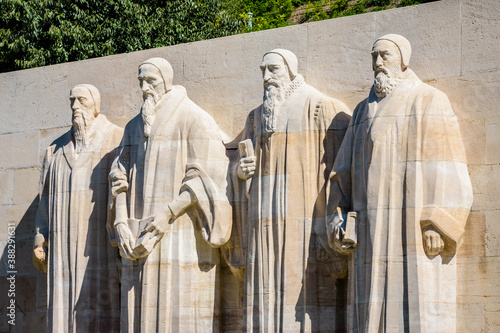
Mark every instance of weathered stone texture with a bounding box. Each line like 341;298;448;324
0;0;498;331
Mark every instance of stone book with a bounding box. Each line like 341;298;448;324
126;217;158;258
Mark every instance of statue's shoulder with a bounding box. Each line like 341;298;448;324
416;81;449;101
98;114;123;134
305;84;351;125
350;97;370;124
103;122;124;149
403;69;449;102
183;99;218;128
46;129;72;155
124;114;142;132
408;80;453;118
110;123;124;137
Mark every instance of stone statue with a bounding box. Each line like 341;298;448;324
327;34;474;332
33;84;123;332
231;49;351;331
108;57;232;332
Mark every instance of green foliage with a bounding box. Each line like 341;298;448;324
0;0;437;72
240;0;295;31
299;0;430;23
0;0;244;72
303;0;350;22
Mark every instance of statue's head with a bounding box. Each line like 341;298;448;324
138;57;173;102
70;84;100;127
260;49;299;135
138;58;173;138
69;84;100;150
371;34;411;98
260;49;298;89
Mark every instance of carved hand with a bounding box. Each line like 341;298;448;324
238;156;256;180
327;212;355;255
143;209;174;239
332;227;356;255
33;233;48;273
116;223;138;260
422;226;444;256
33;245;46;260
111;178;129;197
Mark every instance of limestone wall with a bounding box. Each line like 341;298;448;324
0;0;499;331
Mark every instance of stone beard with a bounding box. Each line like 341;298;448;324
262;78;286;134
141;89;161;138
373;62;404;98
72;110;94;152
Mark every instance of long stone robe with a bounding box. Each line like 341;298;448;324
328;69;473;332
230;78;351;332
109;86;232;332
35;114;123;332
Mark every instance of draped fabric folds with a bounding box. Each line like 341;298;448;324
35;114;123;332
109;86;232;332
328;70;473;333
226;81;351;332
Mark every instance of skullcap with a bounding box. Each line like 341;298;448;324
140;57;174;89
71;84;100;114
263;49;298;77
375;34;412;68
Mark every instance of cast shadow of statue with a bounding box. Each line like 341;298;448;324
0;196;48;333
296;110;351;332
0;197;39;274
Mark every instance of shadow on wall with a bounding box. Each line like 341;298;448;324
0;197;47;332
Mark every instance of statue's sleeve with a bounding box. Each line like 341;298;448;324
219;109;256;278
413;89;473;255
107;135;129;247
326;104;356;229
33;147;51;272
177;111;232;248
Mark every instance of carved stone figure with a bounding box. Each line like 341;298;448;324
231;49;351;331
328;34;474;332
108;58;232;332
33;84;122;332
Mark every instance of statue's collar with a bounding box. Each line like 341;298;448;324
284;74;305;100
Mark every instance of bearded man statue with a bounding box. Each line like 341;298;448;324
226;49;352;332
108;57;232;332
33;84;123;332
328;34;473;332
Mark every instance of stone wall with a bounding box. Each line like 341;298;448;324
0;0;499;331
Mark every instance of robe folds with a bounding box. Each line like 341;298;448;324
328;69;473;333
35;114;123;332
229;78;352;332
109;85;232;332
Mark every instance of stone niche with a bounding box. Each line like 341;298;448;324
0;0;499;332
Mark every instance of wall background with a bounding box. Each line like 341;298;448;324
0;0;499;331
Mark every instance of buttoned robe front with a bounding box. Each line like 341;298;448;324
329;69;473;333
109;86;232;332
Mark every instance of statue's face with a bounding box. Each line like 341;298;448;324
138;64;166;99
371;39;402;76
260;53;291;88
70;87;96;122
